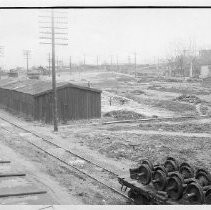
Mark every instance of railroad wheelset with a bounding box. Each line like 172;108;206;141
129;159;154;185
152;157;179;191
130;157;179;189
128;157;211;204
165;162;195;200
164;157;179;172
184;168;211;204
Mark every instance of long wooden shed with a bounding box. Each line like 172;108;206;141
0;79;101;123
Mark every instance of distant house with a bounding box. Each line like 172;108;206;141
199;50;211;78
27;70;40;79
8;69;18;77
37;66;49;75
202;77;211;88
200;65;211;78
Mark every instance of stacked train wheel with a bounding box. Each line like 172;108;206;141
184;168;211;204
127;157;211;204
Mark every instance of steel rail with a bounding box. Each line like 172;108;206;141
0;116;118;176
0;116;132;203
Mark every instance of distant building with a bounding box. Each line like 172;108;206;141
8;69;18;77
27;71;40;79
200;65;211;78
202;76;211;88
199;50;211;78
199;50;211;64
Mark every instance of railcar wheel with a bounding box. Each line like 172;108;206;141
195;169;211;186
137;164;152;185
179;162;195;179
205;186;211;204
184;182;205;204
141;160;154;171
164;157;179;172
152;169;167;191
166;172;184;200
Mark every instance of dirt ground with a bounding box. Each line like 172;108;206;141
41;71;211;170
58;118;211;170
0;71;210;204
0;119;128;205
0;127;81;205
41;71;211;117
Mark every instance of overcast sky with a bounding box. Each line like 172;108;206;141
1;8;211;68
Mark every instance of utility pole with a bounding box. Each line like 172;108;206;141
0;46;4;79
56;56;59;71
48;53;51;76
190;60;193;78
128;56;131;65
116;55;119;72
134;52;137;77
39;9;68;132
83;54;86;65
0;46;4;57
110;56;113;66
51;10;58;131
69;56;71;76
23;50;31;73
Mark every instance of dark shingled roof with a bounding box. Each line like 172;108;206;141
0;78;101;96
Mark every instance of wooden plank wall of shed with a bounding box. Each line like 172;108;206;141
57;86;101;122
0;88;35;118
34;86;101;123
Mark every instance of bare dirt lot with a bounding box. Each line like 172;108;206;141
0;119;127;205
41;71;211;117
44;71;211;170
0;70;210;204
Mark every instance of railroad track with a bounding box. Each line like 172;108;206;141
0;115;132;204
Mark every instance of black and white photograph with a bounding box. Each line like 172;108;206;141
0;0;211;207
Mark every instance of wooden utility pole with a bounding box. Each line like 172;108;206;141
83;54;86;65
0;46;4;79
69;56;71;75
116;55;119;72
134;52;137;77
128;56;131;65
51;10;58;131
56;56;59;71
39;9;68;132
23;50;31;73
48;53;51;76
0;46;4;57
